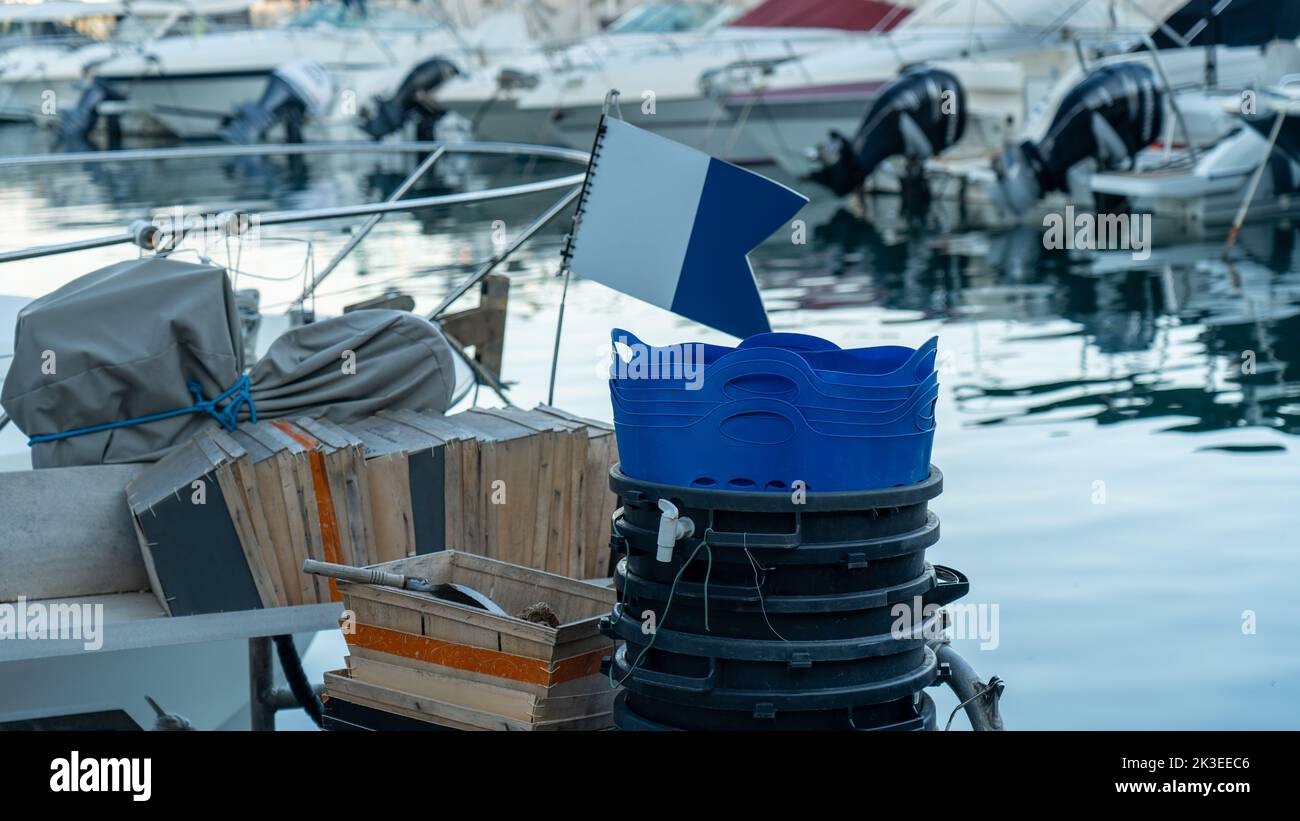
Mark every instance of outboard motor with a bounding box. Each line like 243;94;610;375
361;57;459;140
219;61;335;145
59;77;125;148
808;66;967;200
993;63;1163;214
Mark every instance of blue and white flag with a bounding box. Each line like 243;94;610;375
562;118;808;339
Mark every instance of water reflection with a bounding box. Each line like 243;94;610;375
5;137;1298;448
751;207;1300;443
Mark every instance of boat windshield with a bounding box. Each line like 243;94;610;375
606;3;732;34
284;2;446;32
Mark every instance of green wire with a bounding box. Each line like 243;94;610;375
609;527;714;689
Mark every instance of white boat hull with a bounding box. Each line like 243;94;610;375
440;93;775;164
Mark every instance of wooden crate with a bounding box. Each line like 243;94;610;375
334;551;617;730
322;669;614;731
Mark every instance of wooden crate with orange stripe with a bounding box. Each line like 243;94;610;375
331;550;617;730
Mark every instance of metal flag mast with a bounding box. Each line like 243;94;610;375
547;89;622;405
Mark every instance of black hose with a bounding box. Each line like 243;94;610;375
933;641;1004;731
273;634;323;728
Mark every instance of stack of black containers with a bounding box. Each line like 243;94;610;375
601;465;967;731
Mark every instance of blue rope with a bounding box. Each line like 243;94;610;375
27;374;256;446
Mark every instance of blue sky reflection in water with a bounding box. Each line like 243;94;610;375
0;133;1295;729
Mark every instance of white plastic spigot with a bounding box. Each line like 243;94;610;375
656;499;695;563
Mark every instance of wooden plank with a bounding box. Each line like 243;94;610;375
456;410;555;567
296;417;374;568
207;432;287;609
323;669;528;731
272;420;345;602
323;669;613;731
346;645;612;701
346;653;615;723
336;552;613;664
379;551;614;614
231;427;302;607
371;453;415;562
347;653;540;722
367;411;471;556
345;595;428;636
322;681;486;731
388;412;486;557
474;408;577;571
530;405;618;578
243;422;323;604
436;274;509;380
586;431;618;578
0;463;148;602
127;436;264;616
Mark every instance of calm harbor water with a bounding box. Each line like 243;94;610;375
1;125;1296;729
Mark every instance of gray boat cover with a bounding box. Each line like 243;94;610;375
1;257;457;467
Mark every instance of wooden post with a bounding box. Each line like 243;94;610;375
438;274;510;382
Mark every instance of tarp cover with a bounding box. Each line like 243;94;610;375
2;257;456;467
247;306;456;424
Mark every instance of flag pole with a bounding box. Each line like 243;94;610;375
547;89;620;406
546;264;573;405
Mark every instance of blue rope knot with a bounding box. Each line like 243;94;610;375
186;374;256;431
27;374;256;446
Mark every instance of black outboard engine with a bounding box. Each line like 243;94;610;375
219;61;335;144
993;62;1163;214
59;77;125;148
361;57;459;140
808;66;967;199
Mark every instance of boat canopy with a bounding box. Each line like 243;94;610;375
0;2;124;24
1155;0;1300;48
0;0;255;22
729;0;911;32
898;0;1188;33
1;258;456;468
606;3;736;34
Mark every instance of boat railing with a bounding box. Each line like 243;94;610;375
0;139;591;431
0;139;590;267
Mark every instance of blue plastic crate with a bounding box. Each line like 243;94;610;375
612;388;938;492
612;353;939;417
611;370;938;425
610;329;937;395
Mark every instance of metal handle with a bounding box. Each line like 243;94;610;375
925;565;970;608
302;559;405;589
618;645;717;693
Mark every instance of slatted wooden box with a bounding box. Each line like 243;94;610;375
332;550;617;730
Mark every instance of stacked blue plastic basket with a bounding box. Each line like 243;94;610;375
609;328;938;492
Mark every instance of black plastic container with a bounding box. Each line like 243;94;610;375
606;463;959;731
606;642;939;713
611;465;943;595
614;560;967;641
614;690;937;732
615;511;940;594
602;612;940;711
